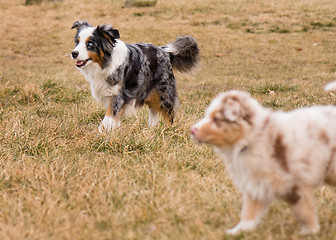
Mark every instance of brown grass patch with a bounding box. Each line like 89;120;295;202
0;0;335;239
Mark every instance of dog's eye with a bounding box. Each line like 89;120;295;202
213;117;222;126
87;41;94;48
213;116;233;125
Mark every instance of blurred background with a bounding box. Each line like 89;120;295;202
0;0;335;239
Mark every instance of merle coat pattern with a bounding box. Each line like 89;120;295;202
71;20;199;132
191;90;336;235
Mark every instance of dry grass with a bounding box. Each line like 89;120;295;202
0;0;336;239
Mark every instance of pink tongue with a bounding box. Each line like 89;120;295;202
76;60;83;65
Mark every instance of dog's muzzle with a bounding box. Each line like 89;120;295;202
71;51;91;68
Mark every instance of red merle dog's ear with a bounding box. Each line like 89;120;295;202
222;98;242;122
220;93;255;125
71;20;92;30
96;24;120;41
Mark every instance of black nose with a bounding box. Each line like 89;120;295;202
71;51;79;59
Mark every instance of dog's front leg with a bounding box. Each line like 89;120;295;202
99;96;124;132
99;106;121;132
226;194;271;235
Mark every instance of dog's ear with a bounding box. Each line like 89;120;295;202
222;98;241;122
71;20;92;30
97;24;120;41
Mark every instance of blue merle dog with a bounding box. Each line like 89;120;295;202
71;20;199;132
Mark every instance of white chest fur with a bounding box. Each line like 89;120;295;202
215;147;275;202
76;40;129;107
79;63;121;106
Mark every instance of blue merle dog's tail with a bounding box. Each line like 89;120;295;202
161;36;199;73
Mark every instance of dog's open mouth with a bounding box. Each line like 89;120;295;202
76;58;91;68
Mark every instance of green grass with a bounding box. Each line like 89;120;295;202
0;0;335;239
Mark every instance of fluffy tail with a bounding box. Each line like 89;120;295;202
324;81;336;91
162;36;199;73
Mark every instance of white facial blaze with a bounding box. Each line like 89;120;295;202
193;117;210;131
192;95;223;133
72;27;95;61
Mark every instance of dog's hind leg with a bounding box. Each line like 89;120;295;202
157;79;178;124
288;187;320;234
226;194;271;235
325;157;336;186
145;91;161;127
159;100;175;124
145;88;177;126
148;108;159;127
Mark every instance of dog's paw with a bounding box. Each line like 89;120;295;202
226;224;244;235
299;225;320;235
99;116;120;132
226;221;256;235
226;227;242;235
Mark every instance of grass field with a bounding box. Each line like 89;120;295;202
0;0;336;239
